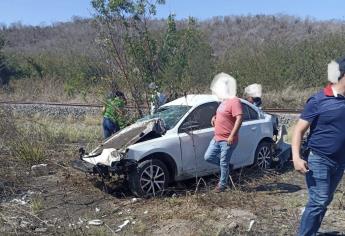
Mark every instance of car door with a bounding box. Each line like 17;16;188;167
231;103;261;168
178;102;219;176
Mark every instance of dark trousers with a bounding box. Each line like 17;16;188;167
103;117;119;139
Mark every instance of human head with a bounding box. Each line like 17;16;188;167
210;72;237;100
328;56;345;84
246;95;254;104
244;83;262;101
148;82;157;90
115;91;126;102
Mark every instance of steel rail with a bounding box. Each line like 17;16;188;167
0;101;302;113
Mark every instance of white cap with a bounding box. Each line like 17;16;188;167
244;83;262;98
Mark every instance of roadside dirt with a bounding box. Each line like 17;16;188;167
1;147;345;236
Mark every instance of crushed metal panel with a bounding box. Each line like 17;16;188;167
83;148;119;166
90;119;165;155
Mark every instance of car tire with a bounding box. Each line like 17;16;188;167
254;141;273;169
128;159;169;197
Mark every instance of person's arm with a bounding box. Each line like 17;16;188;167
211;115;216;127
227;114;243;145
292;119;310;174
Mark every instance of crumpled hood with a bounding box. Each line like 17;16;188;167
83;119;165;166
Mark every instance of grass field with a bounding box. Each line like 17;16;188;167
1;111;344;235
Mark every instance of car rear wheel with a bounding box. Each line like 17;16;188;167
254;141;273;169
128;159;169;197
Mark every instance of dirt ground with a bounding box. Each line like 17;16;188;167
1;142;345;236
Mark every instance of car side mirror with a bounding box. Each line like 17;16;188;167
180;120;200;133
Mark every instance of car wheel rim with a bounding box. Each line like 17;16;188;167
140;164;165;196
257;146;271;169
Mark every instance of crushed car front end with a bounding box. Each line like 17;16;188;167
71;119;166;178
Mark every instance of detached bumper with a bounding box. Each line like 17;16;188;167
71;158;138;176
71;159;95;173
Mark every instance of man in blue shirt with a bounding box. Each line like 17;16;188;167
292;57;345;236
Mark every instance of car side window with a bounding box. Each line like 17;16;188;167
181;102;219;131
242;103;251;121
248;106;259;120
242;103;259;121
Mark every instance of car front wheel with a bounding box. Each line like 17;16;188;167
128;159;169;197
254;141;273;169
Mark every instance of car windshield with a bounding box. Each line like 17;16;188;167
138;105;191;130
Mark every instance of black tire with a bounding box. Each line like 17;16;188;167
254;141;273;169
128;159;170;197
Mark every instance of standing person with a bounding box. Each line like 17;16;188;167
204;73;243;192
244;83;263;108
102;90;125;139
148;82;167;115
292;57;345;236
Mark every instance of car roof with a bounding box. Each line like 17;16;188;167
163;94;255;109
163;94;220;107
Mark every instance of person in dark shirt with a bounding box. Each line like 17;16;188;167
292;57;345;236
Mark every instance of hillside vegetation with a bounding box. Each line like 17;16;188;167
1;6;345;110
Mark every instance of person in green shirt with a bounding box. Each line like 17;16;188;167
102;91;125;139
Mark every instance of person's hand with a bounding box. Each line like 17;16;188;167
211;116;216;127
227;135;234;145
293;157;309;174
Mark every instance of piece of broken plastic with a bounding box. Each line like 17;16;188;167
115;220;130;232
88;219;104;226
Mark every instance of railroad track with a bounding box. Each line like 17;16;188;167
0;101;302;114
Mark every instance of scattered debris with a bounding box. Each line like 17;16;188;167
88;219;104;226
77;218;84;225
248;220;255;232
87;219;103;226
10;199;27;205
35;228;48;233
31;164;49;177
115;220;130;232
131;198;140;203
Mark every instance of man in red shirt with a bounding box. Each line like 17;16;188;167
204;96;243;192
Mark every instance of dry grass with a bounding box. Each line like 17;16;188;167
1;78;320;109
30;197;44;215
0;108;101;167
1;105;345;235
286;121;297;143
16;114;102;144
263;86;318;108
0;77;103;103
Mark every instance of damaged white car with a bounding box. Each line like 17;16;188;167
72;95;291;197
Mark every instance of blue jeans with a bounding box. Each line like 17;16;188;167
103;117;120;139
298;152;345;236
204;139;237;189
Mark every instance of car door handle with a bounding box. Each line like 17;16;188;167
251;127;257;131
